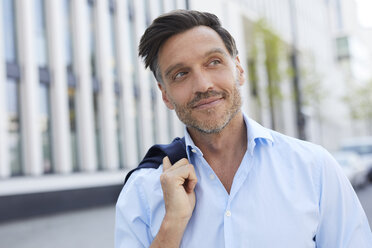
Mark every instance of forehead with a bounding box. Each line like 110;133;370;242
158;26;230;70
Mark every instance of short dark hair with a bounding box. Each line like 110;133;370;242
138;10;238;83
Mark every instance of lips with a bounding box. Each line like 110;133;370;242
192;96;223;109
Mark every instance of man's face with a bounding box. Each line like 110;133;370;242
157;26;244;134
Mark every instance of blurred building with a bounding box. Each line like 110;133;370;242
329;0;372;135
0;0;187;222
0;0;370;221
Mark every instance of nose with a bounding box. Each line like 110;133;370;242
192;69;214;93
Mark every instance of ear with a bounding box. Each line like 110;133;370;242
157;83;175;110
235;56;245;86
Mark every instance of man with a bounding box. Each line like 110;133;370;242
115;10;372;247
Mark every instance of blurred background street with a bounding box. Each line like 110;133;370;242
0;184;372;248
0;204;116;248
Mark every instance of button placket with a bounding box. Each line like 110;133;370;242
224;201;234;248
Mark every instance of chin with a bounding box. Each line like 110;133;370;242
189;115;231;134
195;125;226;134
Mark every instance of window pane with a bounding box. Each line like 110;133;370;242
336;36;350;59
2;0;17;62
35;0;49;67
149;75;158;143
115;96;124;168
93;92;103;170
128;0;142;160
109;9;117;80
63;0;74;70
144;0;151;26
40;84;53;173
88;1;96;77
68;88;80;171
6;78;22;175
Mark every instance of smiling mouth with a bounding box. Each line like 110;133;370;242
192;97;223;110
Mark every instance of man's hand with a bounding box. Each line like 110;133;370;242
150;157;197;248
160;156;197;221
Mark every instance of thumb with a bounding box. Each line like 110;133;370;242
185;180;197;193
162;156;172;171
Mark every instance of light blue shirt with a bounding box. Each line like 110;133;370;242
115;114;372;248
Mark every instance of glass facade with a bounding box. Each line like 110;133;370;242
128;0;142;159
149;74;159;143
34;0;49;67
64;0;74;71
115;96;124;168
64;0;80;171
88;0;97;77
109;3;118;81
88;0;103;170
93;92;103;170
68;88;79;171
143;0;159;143
39;84;53;173
3;0;22;176
6;79;22;175
35;0;53;173
3;0;17;63
109;3;124;168
144;0;151;26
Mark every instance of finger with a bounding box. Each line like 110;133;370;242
162;156;172;171
171;158;190;168
163;158;190;172
170;164;197;193
184;165;197;193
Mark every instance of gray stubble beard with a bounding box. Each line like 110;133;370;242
171;82;242;134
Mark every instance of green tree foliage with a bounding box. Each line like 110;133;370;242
250;19;286;129
300;55;327;108
343;80;372;124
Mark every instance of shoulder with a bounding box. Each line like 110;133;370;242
267;129;342;182
119;166;163;202
268;129;333;166
270;129;324;154
116;166;164;227
115;168;164;247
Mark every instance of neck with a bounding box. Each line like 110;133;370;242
187;111;247;156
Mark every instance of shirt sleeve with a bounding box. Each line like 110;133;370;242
115;171;152;248
315;147;372;247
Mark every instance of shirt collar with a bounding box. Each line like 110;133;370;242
184;128;203;159
243;114;274;155
184;112;274;157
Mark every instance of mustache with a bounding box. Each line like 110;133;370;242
187;90;226;108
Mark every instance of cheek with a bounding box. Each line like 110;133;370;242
173;92;191;107
210;71;237;89
168;84;194;105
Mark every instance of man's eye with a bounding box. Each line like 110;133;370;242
209;59;221;66
174;71;188;80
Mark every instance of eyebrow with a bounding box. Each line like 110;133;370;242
164;63;186;79
164;48;229;79
204;48;229;58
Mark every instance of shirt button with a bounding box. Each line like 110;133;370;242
209;174;215;180
191;149;197;153
225;210;231;217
